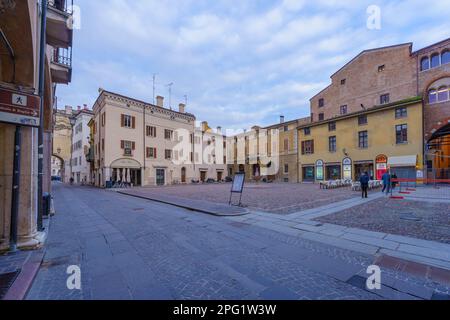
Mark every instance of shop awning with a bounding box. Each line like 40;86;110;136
387;155;417;167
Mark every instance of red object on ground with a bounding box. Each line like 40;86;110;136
406;188;416;191
399;192;411;194
390;196;404;200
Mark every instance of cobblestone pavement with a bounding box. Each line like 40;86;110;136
26;184;387;300
133;183;359;214
315;198;450;244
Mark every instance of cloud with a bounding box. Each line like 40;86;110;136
60;0;450;130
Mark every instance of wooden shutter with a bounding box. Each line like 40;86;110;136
311;140;314;154
132;141;136;150
121;114;124;127
132;116;136;129
120;140;124;149
301;141;305;155
154;148;157;159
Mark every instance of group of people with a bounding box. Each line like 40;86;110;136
359;171;398;199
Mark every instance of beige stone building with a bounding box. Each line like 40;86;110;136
193;121;228;182
90;89;227;187
0;0;73;251
53;106;75;182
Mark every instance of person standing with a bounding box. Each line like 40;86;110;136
391;172;398;191
381;171;391;195
360;171;370;198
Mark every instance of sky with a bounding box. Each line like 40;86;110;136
58;0;450;131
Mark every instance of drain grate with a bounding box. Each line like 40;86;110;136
0;270;21;299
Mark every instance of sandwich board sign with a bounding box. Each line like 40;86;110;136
229;172;245;206
0;87;41;127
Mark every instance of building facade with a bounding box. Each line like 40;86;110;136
90;89;227;187
0;0;73;251
53;105;75;182
298;98;423;182
71;107;93;184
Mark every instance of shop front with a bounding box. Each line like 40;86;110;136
376;154;388;180
354;160;374;180
325;163;341;180
342;158;352;180
302;165;315;182
387;155;418;179
110;158;142;186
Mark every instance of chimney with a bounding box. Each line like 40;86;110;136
65;105;72;115
156;96;164;108
77;106;81;111
83;104;88;110
201;121;209;132
178;103;185;113
217;126;222;134
280;115;285;124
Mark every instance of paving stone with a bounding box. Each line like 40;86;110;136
341;233;399;250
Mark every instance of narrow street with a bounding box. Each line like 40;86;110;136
26;183;387;300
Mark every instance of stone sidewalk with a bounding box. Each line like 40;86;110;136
228;195;450;275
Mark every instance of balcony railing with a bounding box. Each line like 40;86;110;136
47;0;74;14
51;47;72;68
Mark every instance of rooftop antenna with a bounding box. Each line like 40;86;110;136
184;94;188;106
166;82;173;110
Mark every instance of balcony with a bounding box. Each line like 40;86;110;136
46;0;73;48
50;47;72;84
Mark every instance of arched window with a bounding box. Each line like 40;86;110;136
437;86;449;102
428;89;437;104
431;53;440;68
442;50;450;65
420;57;430;71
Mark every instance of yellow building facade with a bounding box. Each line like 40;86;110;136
298;97;424;182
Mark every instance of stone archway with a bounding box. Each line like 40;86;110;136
51;154;65;182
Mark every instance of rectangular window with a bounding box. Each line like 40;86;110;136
395;107;407;119
319;113;324;121
121;114;134;128
340;105;348;115
284;138;289;151
396;124;408;144
304;127;311;135
146;147;156;158
329;136;337;152
380;94;390;105
378;64;385;72
341;79;346;85
284;164;289;174
165;129;173;140
121;140;135;156
328;121;336;131
284;125;289;132
146;126;156;137
301;140;314;155
165;149;172;160
102;138;104;151
101;113;105;127
358;131;368;149
318;98;324;108
358;115;368;125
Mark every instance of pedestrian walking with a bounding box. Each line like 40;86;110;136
360;171;370;199
391;173;398;191
381;171;391;195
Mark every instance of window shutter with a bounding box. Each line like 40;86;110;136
146;147;149;158
132;141;136;150
311;140;315;154
121;114;124;127
301;141;305;155
154;148;157;159
132;117;136;129
120;140;124;149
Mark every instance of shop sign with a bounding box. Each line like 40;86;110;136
0;87;40;127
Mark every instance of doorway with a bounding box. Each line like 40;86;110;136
217;171;223;181
156;169;165;186
200;171;207;182
181;167;186;183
